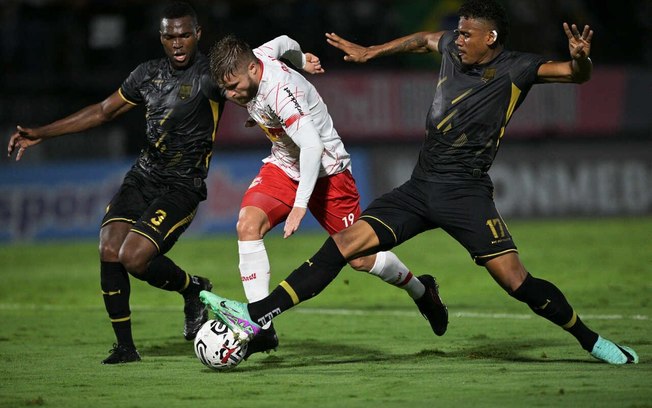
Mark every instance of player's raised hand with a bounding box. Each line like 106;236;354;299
563;23;593;61
303;53;325;74
283;206;307;238
7;125;42;161
326;33;370;63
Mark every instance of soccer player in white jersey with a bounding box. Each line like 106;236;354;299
208;35;448;357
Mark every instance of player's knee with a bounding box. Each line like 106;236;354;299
347;257;365;272
98;241;120;262
236;213;267;240
485;253;528;293
347;255;374;272
331;227;372;260
118;246;149;276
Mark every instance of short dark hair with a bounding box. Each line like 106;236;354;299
458;0;509;45
161;1;198;27
208;34;256;85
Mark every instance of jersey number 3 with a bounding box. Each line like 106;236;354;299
151;209;167;227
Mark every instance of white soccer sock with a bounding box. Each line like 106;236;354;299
369;251;425;299
238;240;271;302
238;240;273;330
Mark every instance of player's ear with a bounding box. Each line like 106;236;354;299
195;26;202;41
488;30;498;45
248;60;258;76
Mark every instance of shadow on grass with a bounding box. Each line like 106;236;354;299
138;334;595;371
140;337;194;357
212;336;590;373
435;337;588;363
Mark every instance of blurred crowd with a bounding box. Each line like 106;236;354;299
2;0;650;81
1;0;650;159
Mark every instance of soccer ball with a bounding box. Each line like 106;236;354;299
193;320;248;370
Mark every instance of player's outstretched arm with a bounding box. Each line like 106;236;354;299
537;23;593;84
7;90;133;161
325;31;444;63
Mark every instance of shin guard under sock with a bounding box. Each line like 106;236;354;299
136;255;189;292
511;273;598;350
101;261;133;347
248;237;348;326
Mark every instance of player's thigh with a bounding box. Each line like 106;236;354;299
359;179;434;252
101;177;148;229
436;183;517;265
99;221;133;261
241;164;295;229
308;170;361;235
132;188;202;255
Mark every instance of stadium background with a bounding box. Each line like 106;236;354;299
1;0;651;242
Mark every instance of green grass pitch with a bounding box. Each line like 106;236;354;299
1;217;651;407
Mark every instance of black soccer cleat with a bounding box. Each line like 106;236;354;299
101;343;141;364
182;275;213;341
414;274;449;336
243;324;279;360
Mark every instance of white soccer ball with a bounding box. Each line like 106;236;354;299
193;319;248;370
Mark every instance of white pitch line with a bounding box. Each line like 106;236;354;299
0;303;648;321
295;308;650;321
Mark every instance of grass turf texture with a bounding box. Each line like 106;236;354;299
0;217;650;407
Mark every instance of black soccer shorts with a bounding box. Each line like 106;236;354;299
101;168;203;254
360;177;518;265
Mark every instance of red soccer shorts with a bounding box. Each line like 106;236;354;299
241;162;361;234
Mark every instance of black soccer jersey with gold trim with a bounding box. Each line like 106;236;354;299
119;53;225;187
412;30;546;182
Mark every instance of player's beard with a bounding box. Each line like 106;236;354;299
232;82;259;106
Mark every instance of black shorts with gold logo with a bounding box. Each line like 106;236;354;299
360;176;518;265
101;167;203;254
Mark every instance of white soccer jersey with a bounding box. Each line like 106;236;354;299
248;36;352;208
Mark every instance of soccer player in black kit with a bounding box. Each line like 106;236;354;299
7;2;224;364
200;0;639;365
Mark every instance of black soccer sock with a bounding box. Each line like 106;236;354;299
100;261;134;347
248;237;348;326
510;273;599;351
134;255;189;292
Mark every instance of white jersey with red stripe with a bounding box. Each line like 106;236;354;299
247;36;352;208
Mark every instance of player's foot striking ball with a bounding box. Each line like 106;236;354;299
199;290;261;344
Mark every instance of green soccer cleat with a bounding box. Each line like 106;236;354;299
590;336;639;364
199;290;261;344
